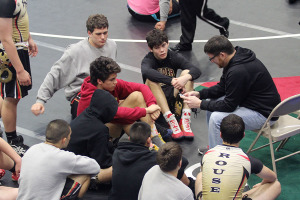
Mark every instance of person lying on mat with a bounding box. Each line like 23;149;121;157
195;114;281;200
182;35;281;149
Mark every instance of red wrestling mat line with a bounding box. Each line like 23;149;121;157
200;76;300;101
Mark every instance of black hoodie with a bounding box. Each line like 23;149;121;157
109;142;157;200
200;46;281;118
67;89;118;169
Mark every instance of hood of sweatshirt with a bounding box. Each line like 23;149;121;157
229;46;256;67
115;142;155;166
86;89;118;123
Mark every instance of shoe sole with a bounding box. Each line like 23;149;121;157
184;136;194;140
172;136;185;141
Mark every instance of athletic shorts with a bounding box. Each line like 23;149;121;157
60;177;81;200
70;92;81;119
0;49;32;99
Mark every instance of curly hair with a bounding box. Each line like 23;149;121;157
146;29;168;49
86;14;109;33
90;56;121;86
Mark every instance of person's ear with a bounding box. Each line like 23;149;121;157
97;79;103;85
149;47;153;52
178;159;182;168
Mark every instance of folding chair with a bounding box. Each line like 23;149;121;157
247;94;300;175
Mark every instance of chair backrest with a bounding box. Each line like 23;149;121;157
269;94;300;118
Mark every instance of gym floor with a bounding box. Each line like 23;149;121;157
0;0;299;199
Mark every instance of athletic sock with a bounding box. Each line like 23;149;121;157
163;112;182;135
181;109;192;132
150;124;165;147
6;131;17;143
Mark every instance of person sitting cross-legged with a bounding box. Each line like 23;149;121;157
138;142;194;200
109;122;194;200
195;114;281;200
17;119;100;200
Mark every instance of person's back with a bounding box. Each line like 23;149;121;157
138;142;194;200
17;120;100;200
109;142;157;200
195;114;281;200
201;145;251;200
139;165;193;200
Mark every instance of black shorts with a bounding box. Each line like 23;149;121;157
60;177;81;200
70;92;81;119
0;49;32;99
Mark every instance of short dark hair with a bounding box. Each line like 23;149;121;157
86;14;109;33
146;29;168;49
220;114;245;144
45;119;70;144
90;56;121;86
156;142;182;172
204;35;235;55
129;122;151;145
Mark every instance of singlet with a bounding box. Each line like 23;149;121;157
0;0;29;44
201;145;263;200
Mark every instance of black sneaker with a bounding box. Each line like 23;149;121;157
170;43;192;52
219;17;230;38
9;135;29;157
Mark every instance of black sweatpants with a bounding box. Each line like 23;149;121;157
179;0;228;45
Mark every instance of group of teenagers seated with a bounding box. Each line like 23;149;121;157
0;13;282;200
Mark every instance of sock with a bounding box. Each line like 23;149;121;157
163;111;172;121
164;112;182;135
180;109;192;132
151;124;165;147
6;131;17;143
182;109;191;119
9;161;16;173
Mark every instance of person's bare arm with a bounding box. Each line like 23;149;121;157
0;138;22;175
0;17;31;86
255;165;277;186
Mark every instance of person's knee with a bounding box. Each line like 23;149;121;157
146;79;160;88
208;112;224;128
180;69;190;76
130;91;144;105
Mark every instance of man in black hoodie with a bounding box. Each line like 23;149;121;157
109;122;194;200
66;89;118;183
182;35;281;149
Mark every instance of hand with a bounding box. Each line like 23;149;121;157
31;102;45;116
183;91;200;98
150;109;161;121
17;69;31;86
28;38;38;57
15;157;22;176
155;21;166;31
171;76;189;89
145;104;161;118
182;95;201;108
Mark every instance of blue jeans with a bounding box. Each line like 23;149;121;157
206;97;271;148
